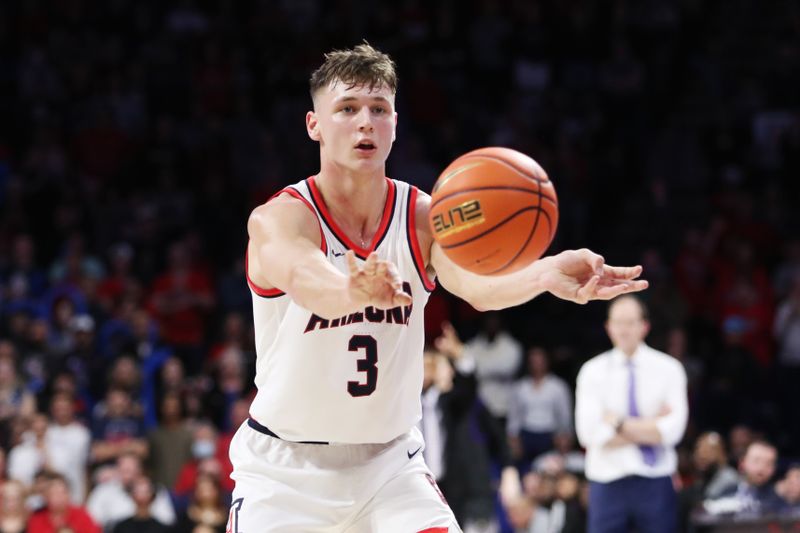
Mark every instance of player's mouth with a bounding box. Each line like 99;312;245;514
354;140;377;154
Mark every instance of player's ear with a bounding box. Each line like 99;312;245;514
306;111;320;141
392;112;398;142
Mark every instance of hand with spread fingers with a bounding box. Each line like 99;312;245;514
346;251;412;309
434;321;465;360
541;248;649;305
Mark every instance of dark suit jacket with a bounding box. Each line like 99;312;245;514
435;363;512;524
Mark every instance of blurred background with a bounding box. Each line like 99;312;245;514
0;0;798;532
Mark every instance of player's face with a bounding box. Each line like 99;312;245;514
307;81;397;174
605;298;649;355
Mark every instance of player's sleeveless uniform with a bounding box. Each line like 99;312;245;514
227;176;461;533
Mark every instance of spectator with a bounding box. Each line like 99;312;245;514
59;314;105;406
96;243;138;314
46;392;91;503
106;355;144;404
27;474;100;533
704;440;783;516
147;392;193;489
775;464;800;516
111;475;171;533
86;452;176;530
691;432;740;500
462;312;523;430
7;412;50;486
507;347;572;474
154;356;188;408
0;479;30;533
420;335;486;528
118;309;173;429
678;431;739;530
173;420;233;500
173;474;227;533
90;386;148;466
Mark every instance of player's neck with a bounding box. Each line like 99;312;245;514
315;169;388;245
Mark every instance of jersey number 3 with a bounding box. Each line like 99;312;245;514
347;335;377;397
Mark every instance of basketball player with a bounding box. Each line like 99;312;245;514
228;43;648;533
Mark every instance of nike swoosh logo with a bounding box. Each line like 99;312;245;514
407;446;423;460
332;251;345;257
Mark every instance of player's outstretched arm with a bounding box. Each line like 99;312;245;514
431;241;648;310
416;192;647;310
248;196;410;319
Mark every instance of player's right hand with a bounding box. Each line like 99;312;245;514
346;251;412;309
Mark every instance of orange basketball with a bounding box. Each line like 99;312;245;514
428;147;558;276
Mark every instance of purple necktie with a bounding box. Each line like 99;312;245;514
627;360;657;466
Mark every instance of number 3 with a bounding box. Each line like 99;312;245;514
348;335;377;397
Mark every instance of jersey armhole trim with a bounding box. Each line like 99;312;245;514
246;186;328;299
407;186;436;292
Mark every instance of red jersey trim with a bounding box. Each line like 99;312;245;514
246;186;328;299
307;176;396;259
407;186;436;292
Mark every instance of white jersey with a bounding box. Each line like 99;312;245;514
246;176;435;444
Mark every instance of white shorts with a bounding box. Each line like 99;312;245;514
227;419;461;533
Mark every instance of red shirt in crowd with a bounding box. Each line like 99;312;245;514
27;507;101;533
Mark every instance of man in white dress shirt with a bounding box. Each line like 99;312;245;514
576;295;688;533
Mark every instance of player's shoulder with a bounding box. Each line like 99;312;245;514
408;185;431;224
251;184;311;215
248;185;318;236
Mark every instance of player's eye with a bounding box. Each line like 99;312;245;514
341;105;354;113
372;106;386;114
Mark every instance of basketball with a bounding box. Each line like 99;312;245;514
428;147;558;276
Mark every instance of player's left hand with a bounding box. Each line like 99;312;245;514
541;248;648;304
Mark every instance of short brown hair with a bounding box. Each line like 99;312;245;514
309;42;398;99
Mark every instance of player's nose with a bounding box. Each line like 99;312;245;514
357;108;374;131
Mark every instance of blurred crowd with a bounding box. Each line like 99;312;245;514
0;0;798;531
